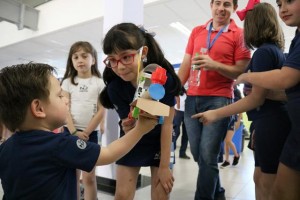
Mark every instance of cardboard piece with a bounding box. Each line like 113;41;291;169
134;98;170;117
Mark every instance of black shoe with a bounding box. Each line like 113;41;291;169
232;155;240;166
220;161;230;168
214;187;226;200
179;154;190;159
215;193;226;200
218;156;224;163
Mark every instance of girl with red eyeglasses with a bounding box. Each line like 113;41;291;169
100;23;181;200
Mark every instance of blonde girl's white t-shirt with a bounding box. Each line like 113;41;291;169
175;93;186;112
61;76;104;131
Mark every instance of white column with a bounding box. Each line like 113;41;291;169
95;0;144;180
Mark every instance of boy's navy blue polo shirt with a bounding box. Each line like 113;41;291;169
0;130;100;200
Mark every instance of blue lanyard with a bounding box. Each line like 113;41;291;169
206;23;228;50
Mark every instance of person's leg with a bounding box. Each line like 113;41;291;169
259;173;276;199
199;117;228;199
217;142;224;163
185;96;230;199
115;165;140;200
76;169;81;200
253;167;263;200
225;129;239;159
270;163;300;200
151;167;170;200
179;111;189;158
80;131;100;200
173;110;182;150
255;113;290;200
184;96;202;199
82;168;97;200
224;130;233;162
253;166;277;200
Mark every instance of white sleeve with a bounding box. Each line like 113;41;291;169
61;78;70;92
97;78;105;95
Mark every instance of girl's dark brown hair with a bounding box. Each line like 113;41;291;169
100;23;181;109
244;3;285;50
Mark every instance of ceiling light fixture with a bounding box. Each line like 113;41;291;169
170;22;191;36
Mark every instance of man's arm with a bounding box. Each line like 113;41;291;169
213;59;250;79
178;54;192;85
195;55;250;79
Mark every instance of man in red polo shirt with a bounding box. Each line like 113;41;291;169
178;0;251;199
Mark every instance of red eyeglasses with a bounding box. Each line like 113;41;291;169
103;47;143;68
103;54;137;68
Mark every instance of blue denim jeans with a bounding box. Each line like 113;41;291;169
184;96;231;200
173;110;188;156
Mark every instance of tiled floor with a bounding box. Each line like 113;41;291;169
0;140;255;200
96;141;255;200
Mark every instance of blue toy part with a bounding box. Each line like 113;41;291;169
158;116;164;124
148;83;165;100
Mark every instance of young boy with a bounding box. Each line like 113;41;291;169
0;63;157;200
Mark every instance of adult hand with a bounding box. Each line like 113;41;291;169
192;54;218;71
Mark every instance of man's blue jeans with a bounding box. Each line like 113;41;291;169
184;96;231;200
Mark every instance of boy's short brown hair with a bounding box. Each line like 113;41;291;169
0;63;55;132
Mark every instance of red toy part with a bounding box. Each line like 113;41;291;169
151;66;167;85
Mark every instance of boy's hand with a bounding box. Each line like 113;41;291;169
191;110;218;125
76;131;89;141
135;115;157;135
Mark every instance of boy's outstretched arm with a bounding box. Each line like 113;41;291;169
96;116;157;165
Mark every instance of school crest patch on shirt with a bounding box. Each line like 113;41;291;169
76;139;87;149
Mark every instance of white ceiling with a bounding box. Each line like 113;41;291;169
0;0;297;76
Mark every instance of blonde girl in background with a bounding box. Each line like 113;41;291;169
61;41;105;200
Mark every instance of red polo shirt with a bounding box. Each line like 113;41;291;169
185;19;251;98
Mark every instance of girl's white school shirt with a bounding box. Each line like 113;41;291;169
61;76;104;131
